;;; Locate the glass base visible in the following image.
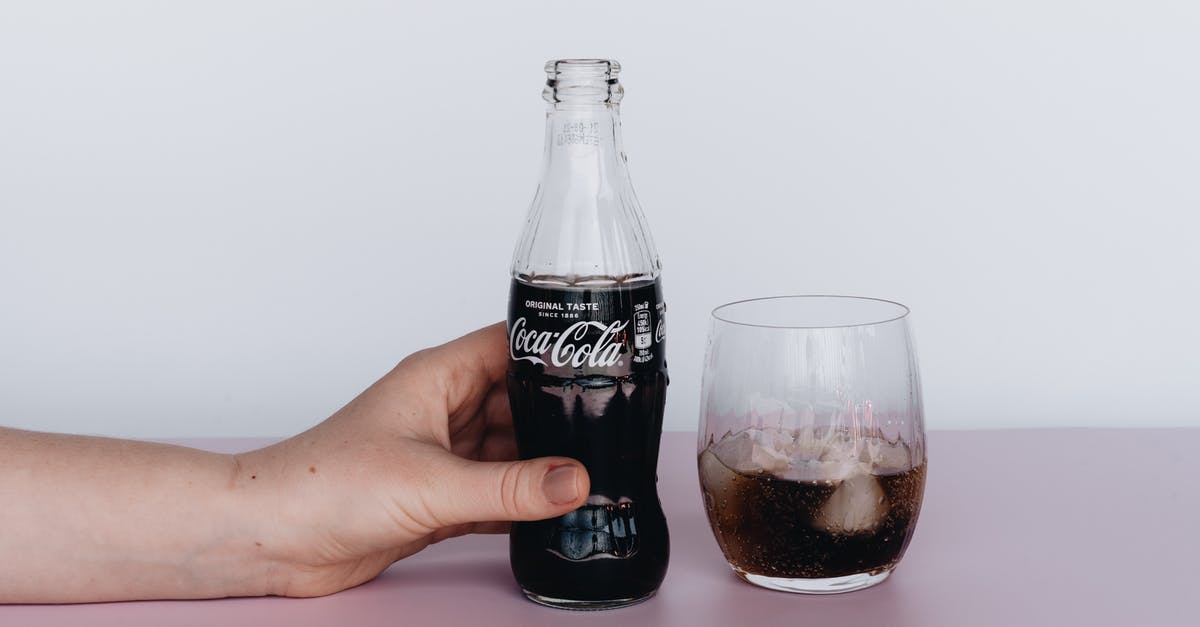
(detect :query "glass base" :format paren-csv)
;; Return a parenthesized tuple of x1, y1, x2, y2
(734, 568, 892, 594)
(522, 589, 656, 611)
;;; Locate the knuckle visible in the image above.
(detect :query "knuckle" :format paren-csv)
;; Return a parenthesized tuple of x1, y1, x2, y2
(497, 463, 534, 519)
(397, 347, 433, 371)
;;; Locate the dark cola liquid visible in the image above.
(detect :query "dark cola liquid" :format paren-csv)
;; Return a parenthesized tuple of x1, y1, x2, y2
(699, 435, 925, 580)
(507, 278, 669, 607)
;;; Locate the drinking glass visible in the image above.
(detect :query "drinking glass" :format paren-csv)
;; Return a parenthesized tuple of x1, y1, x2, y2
(697, 295, 927, 594)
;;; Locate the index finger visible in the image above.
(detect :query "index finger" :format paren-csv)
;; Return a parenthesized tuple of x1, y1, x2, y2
(410, 321, 510, 416)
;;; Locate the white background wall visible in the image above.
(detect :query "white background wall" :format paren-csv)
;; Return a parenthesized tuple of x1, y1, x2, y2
(1, 1, 1196, 438)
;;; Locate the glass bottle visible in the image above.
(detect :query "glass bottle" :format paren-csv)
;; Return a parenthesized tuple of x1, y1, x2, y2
(506, 59, 669, 610)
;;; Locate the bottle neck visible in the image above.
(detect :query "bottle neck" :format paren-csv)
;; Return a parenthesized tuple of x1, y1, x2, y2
(539, 103, 629, 191)
(511, 60, 659, 286)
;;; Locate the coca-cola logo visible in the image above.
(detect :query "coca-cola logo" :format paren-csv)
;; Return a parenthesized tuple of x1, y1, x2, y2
(509, 317, 629, 368)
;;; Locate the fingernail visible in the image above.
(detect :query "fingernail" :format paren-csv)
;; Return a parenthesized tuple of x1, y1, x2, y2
(542, 465, 581, 505)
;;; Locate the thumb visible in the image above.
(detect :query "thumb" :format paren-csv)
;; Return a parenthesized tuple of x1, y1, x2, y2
(426, 457, 590, 527)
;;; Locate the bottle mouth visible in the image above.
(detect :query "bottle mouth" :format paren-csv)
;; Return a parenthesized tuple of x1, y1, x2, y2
(544, 58, 623, 104)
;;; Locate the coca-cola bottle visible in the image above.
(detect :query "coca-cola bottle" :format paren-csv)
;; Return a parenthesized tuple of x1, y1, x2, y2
(506, 59, 669, 610)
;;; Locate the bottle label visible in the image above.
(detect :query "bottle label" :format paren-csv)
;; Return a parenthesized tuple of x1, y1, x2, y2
(507, 279, 668, 565)
(508, 280, 665, 378)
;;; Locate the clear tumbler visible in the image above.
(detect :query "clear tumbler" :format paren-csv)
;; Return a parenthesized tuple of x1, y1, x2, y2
(697, 296, 927, 594)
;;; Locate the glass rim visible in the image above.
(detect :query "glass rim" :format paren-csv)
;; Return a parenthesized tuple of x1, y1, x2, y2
(710, 294, 911, 330)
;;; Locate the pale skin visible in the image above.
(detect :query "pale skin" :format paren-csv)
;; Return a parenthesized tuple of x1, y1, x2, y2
(0, 322, 590, 603)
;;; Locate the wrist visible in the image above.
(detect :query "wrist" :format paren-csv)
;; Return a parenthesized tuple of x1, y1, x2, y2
(217, 451, 293, 597)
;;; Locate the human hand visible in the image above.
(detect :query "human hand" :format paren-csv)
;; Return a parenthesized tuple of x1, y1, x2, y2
(236, 322, 589, 597)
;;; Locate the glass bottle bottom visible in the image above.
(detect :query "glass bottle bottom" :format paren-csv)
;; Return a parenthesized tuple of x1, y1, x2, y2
(734, 567, 892, 594)
(522, 589, 657, 611)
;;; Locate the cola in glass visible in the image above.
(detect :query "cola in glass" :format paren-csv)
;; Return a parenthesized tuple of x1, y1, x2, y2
(506, 59, 669, 610)
(699, 426, 926, 581)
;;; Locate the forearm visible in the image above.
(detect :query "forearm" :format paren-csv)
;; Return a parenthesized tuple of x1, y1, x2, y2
(0, 427, 277, 603)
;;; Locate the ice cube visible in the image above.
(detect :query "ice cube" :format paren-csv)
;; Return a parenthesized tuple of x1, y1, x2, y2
(783, 458, 861, 483)
(860, 438, 914, 472)
(712, 428, 792, 475)
(699, 448, 744, 531)
(783, 431, 867, 482)
(815, 470, 888, 534)
(699, 448, 735, 489)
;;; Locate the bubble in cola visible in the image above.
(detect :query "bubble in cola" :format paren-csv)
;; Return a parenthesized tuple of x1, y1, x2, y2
(506, 59, 669, 610)
(698, 426, 926, 580)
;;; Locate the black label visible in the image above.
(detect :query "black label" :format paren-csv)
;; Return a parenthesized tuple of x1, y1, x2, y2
(507, 279, 666, 378)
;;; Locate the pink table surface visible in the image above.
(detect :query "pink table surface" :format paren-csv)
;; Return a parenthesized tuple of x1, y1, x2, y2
(3, 429, 1196, 626)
